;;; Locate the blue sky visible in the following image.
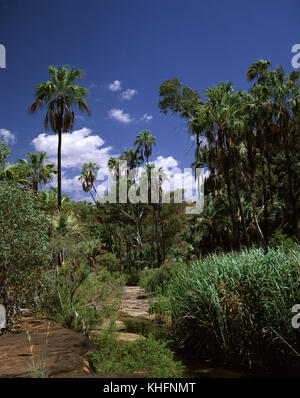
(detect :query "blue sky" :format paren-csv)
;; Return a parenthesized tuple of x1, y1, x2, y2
(0, 0, 299, 200)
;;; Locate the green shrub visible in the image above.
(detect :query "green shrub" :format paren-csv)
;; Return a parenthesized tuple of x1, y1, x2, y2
(126, 269, 140, 286)
(270, 230, 298, 251)
(0, 182, 51, 321)
(95, 252, 122, 273)
(139, 261, 182, 293)
(164, 247, 300, 372)
(87, 324, 185, 377)
(42, 262, 123, 332)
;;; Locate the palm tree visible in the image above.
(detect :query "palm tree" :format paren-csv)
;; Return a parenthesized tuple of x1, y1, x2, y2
(266, 66, 300, 234)
(134, 130, 156, 164)
(30, 65, 91, 211)
(0, 163, 30, 186)
(79, 162, 99, 204)
(120, 147, 142, 178)
(18, 151, 57, 193)
(193, 82, 243, 249)
(158, 78, 202, 198)
(108, 157, 120, 182)
(246, 59, 271, 84)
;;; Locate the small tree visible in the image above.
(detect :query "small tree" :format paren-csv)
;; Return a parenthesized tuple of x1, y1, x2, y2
(0, 182, 51, 327)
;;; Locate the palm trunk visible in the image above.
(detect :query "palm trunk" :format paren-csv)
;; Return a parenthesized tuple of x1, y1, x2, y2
(284, 146, 297, 235)
(154, 207, 161, 267)
(260, 151, 269, 251)
(33, 179, 38, 194)
(57, 129, 62, 212)
(224, 165, 240, 250)
(266, 147, 273, 205)
(232, 168, 248, 247)
(159, 206, 166, 261)
(196, 133, 200, 199)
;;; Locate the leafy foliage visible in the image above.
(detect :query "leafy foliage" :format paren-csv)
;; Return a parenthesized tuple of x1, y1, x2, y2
(0, 182, 51, 314)
(42, 262, 123, 333)
(88, 324, 184, 377)
(160, 247, 300, 373)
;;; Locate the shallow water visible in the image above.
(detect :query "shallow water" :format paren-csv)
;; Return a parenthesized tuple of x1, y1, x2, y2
(117, 312, 248, 378)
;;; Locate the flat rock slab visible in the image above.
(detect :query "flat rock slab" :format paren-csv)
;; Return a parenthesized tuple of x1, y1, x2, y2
(117, 332, 140, 342)
(119, 286, 151, 319)
(0, 317, 98, 378)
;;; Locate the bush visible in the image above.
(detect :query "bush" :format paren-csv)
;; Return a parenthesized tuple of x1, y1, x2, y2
(42, 262, 124, 333)
(87, 324, 185, 377)
(95, 252, 122, 273)
(125, 269, 140, 286)
(139, 261, 182, 293)
(270, 230, 298, 251)
(0, 182, 51, 324)
(163, 247, 300, 373)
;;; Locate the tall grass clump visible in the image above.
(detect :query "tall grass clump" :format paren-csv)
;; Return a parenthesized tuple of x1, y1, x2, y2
(166, 246, 300, 373)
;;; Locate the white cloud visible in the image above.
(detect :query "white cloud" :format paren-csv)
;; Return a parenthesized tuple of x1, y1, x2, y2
(32, 128, 114, 170)
(108, 80, 122, 92)
(108, 108, 134, 124)
(121, 88, 138, 100)
(0, 129, 16, 144)
(151, 155, 209, 201)
(33, 129, 208, 204)
(153, 156, 178, 170)
(140, 113, 153, 122)
(34, 128, 118, 201)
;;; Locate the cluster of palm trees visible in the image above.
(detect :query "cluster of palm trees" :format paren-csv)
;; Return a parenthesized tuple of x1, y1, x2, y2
(159, 60, 300, 251)
(105, 130, 156, 181)
(77, 130, 176, 269)
(2, 59, 297, 263)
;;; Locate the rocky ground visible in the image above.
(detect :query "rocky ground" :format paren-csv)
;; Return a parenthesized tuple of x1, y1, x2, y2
(119, 286, 151, 319)
(0, 286, 151, 378)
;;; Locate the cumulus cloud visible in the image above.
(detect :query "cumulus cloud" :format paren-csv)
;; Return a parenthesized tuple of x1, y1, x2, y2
(153, 155, 178, 170)
(32, 128, 114, 170)
(32, 129, 207, 204)
(121, 88, 138, 100)
(108, 80, 122, 92)
(0, 129, 16, 144)
(151, 155, 209, 201)
(140, 113, 153, 122)
(108, 108, 134, 124)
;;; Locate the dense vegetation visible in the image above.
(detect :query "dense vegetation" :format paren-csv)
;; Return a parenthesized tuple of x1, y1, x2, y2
(0, 60, 299, 376)
(88, 324, 184, 377)
(149, 247, 300, 375)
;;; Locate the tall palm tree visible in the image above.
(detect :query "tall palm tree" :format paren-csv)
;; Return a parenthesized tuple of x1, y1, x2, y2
(134, 130, 156, 164)
(120, 147, 142, 178)
(193, 82, 243, 249)
(30, 65, 91, 211)
(108, 157, 120, 182)
(79, 162, 99, 204)
(158, 78, 202, 198)
(266, 66, 300, 234)
(18, 151, 57, 193)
